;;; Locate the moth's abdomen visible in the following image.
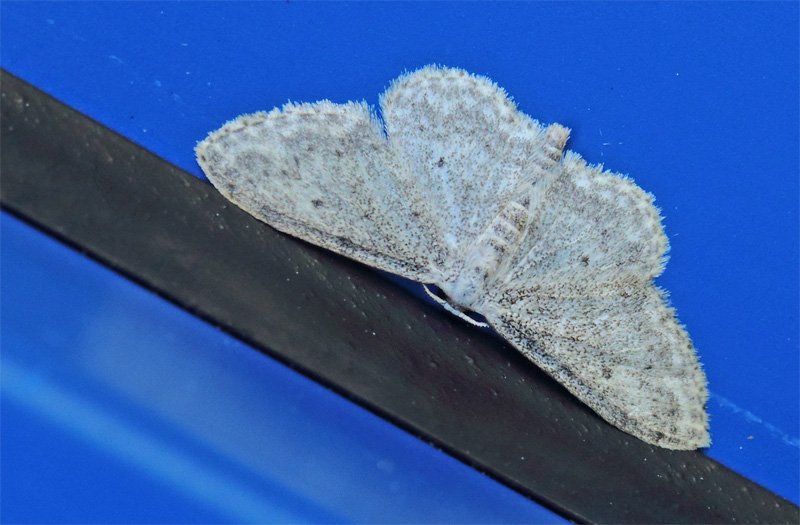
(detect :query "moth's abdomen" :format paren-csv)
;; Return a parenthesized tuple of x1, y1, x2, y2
(485, 200, 529, 250)
(540, 124, 570, 166)
(443, 197, 530, 309)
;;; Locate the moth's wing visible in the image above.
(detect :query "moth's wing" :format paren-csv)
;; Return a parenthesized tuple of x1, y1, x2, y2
(484, 285, 709, 450)
(479, 153, 708, 449)
(196, 101, 438, 281)
(379, 65, 569, 277)
(497, 151, 669, 289)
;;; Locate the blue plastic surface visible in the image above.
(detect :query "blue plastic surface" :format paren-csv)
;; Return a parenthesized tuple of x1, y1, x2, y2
(2, 0, 798, 511)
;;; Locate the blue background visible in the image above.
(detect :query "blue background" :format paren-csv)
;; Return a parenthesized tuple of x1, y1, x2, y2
(2, 1, 798, 521)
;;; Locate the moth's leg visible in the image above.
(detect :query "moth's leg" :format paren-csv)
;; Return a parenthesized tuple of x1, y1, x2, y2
(423, 285, 490, 327)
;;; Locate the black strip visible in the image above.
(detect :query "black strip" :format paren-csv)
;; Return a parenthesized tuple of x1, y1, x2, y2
(2, 70, 797, 524)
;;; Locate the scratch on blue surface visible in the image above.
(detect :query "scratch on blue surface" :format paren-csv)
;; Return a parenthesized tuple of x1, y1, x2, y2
(710, 392, 800, 449)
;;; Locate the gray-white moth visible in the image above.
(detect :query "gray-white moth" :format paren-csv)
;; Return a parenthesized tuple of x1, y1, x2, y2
(196, 65, 709, 450)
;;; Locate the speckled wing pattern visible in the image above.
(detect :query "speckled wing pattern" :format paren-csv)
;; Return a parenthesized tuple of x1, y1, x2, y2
(380, 67, 567, 273)
(196, 101, 436, 281)
(196, 65, 709, 450)
(480, 153, 708, 449)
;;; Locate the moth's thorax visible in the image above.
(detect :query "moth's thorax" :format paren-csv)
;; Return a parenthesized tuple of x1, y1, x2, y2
(441, 197, 530, 309)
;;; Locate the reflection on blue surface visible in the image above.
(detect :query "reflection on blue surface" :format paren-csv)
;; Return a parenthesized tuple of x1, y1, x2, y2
(0, 213, 564, 523)
(1, 0, 798, 510)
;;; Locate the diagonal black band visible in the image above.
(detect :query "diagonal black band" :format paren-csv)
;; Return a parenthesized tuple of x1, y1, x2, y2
(2, 69, 797, 524)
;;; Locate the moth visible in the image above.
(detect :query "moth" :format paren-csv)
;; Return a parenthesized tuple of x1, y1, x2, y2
(196, 65, 709, 449)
